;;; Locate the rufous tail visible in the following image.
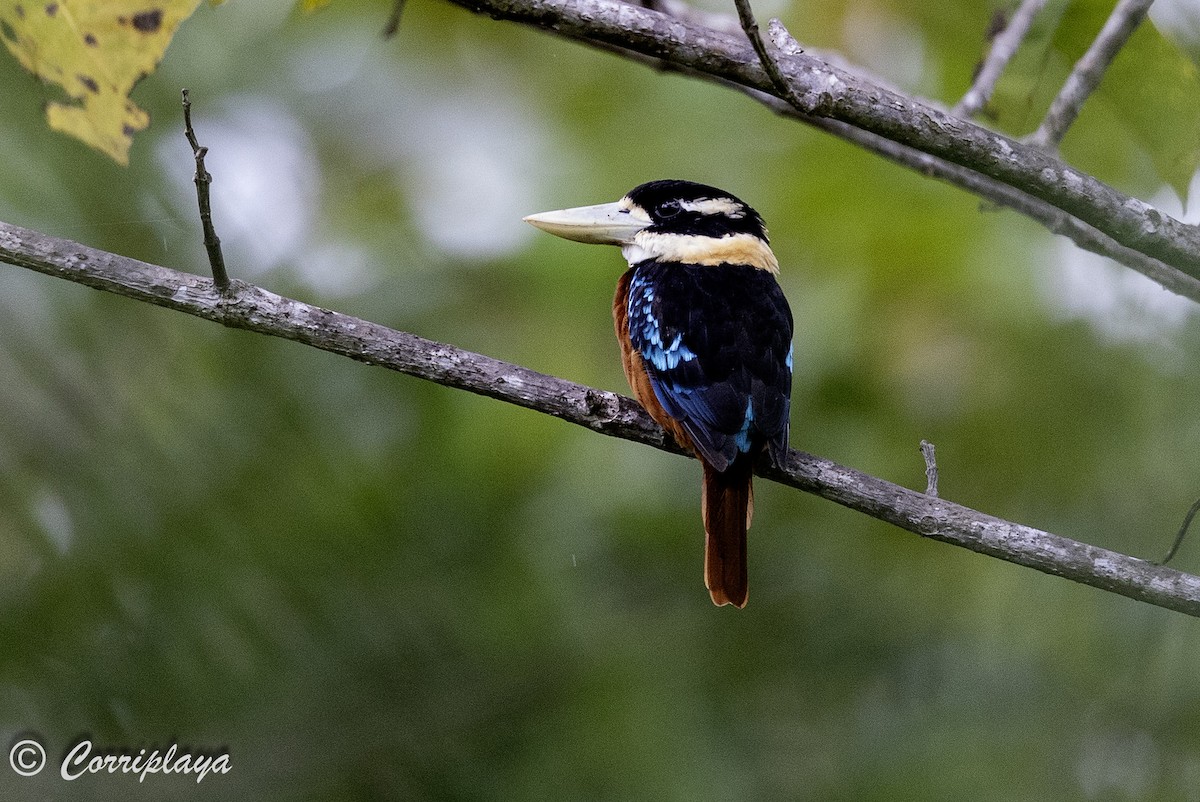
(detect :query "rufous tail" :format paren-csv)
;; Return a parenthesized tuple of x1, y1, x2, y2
(701, 458, 754, 608)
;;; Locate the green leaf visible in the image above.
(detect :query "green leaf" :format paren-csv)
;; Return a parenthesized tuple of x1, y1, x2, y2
(990, 0, 1200, 203)
(1084, 10, 1200, 202)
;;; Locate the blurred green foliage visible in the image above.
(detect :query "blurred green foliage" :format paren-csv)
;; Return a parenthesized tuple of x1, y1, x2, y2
(2, 0, 1200, 799)
(986, 0, 1200, 200)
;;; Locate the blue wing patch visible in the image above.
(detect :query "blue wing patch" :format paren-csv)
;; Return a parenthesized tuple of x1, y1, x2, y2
(629, 275, 698, 371)
(626, 267, 791, 471)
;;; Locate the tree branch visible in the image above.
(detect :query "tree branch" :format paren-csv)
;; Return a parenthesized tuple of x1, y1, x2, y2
(1029, 0, 1155, 149)
(754, 20, 1200, 304)
(772, 107, 1200, 303)
(443, 0, 1200, 286)
(580, 14, 1200, 303)
(954, 0, 1051, 119)
(3, 220, 1199, 617)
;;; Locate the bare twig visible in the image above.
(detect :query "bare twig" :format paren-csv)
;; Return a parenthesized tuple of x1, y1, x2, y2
(1029, 0, 1154, 149)
(954, 0, 1051, 118)
(444, 0, 1200, 284)
(383, 0, 407, 37)
(1161, 496, 1200, 565)
(3, 220, 1200, 617)
(920, 440, 939, 497)
(181, 89, 230, 292)
(731, 0, 803, 109)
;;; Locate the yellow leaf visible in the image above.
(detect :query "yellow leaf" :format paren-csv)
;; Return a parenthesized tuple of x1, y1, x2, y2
(0, 0, 205, 165)
(301, 0, 331, 11)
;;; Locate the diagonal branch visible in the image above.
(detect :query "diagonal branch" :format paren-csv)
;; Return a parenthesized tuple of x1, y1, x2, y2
(1029, 0, 1155, 149)
(954, 0, 1052, 119)
(581, 14, 1200, 303)
(443, 0, 1200, 285)
(3, 220, 1200, 616)
(743, 74, 1200, 303)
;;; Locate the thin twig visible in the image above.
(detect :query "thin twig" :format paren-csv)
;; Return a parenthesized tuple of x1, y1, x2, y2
(3, 220, 1200, 617)
(920, 440, 939, 497)
(1029, 0, 1154, 149)
(954, 0, 1051, 118)
(181, 89, 230, 292)
(1160, 496, 1200, 565)
(383, 0, 407, 37)
(731, 0, 805, 110)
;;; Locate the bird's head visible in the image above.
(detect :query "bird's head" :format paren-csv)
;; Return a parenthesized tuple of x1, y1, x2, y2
(524, 179, 778, 273)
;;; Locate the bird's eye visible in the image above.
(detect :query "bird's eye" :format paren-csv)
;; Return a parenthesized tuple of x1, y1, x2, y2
(659, 200, 682, 218)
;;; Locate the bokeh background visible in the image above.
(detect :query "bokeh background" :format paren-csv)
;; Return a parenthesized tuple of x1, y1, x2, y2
(3, 0, 1200, 798)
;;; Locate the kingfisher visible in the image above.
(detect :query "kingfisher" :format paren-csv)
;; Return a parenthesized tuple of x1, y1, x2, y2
(524, 179, 794, 608)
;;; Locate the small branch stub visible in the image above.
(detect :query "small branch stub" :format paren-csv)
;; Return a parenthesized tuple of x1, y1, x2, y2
(920, 439, 939, 497)
(182, 89, 230, 292)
